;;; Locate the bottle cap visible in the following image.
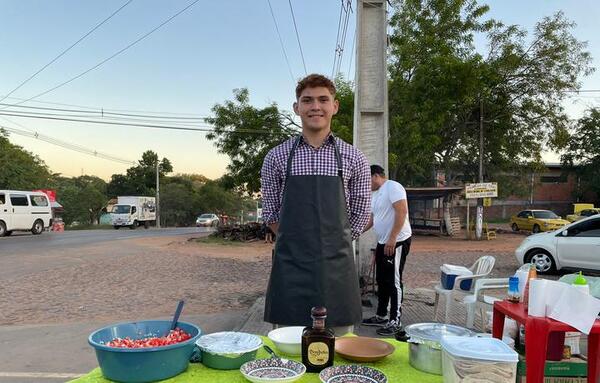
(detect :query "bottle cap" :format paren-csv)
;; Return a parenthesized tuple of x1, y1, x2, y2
(573, 271, 588, 286)
(311, 306, 327, 318)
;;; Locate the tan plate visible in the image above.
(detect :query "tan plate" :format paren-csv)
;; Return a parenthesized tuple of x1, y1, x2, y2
(335, 337, 395, 362)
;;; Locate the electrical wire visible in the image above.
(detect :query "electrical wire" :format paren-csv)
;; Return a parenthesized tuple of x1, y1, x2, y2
(335, 3, 351, 77)
(332, 2, 345, 78)
(287, 0, 307, 75)
(266, 0, 296, 85)
(0, 124, 135, 165)
(1, 0, 201, 110)
(0, 111, 297, 135)
(0, 103, 207, 121)
(0, 0, 134, 104)
(347, 23, 357, 81)
(0, 95, 207, 117)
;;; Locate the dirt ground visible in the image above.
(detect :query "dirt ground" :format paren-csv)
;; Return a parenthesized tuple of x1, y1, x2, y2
(0, 233, 524, 326)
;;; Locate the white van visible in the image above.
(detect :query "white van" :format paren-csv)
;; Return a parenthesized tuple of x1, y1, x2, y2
(0, 190, 52, 237)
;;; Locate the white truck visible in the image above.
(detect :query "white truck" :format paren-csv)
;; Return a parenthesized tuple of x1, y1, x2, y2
(111, 196, 156, 229)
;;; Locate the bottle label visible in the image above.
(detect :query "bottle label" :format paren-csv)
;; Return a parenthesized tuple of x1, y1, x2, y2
(308, 342, 329, 365)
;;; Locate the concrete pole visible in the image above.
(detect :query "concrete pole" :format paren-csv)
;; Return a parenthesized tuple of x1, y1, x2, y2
(475, 98, 483, 240)
(353, 0, 389, 277)
(156, 161, 161, 229)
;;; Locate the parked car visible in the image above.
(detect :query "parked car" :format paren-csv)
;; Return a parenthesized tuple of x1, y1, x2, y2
(510, 209, 570, 233)
(196, 214, 220, 227)
(515, 215, 600, 274)
(566, 208, 600, 222)
(0, 190, 52, 236)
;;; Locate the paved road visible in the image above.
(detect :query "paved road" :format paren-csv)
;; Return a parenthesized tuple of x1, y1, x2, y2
(0, 227, 208, 255)
(0, 227, 223, 383)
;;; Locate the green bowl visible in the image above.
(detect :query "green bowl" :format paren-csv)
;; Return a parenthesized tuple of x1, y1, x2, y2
(196, 331, 262, 370)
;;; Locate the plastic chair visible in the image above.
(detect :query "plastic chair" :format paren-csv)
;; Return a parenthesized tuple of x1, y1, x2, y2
(463, 277, 509, 331)
(433, 255, 496, 324)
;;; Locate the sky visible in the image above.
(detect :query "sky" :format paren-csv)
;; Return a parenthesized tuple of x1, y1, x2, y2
(1, 0, 599, 181)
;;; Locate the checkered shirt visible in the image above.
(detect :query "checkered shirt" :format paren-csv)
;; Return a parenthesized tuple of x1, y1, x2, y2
(261, 134, 371, 240)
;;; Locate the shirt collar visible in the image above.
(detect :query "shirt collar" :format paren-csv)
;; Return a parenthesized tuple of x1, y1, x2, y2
(299, 131, 335, 148)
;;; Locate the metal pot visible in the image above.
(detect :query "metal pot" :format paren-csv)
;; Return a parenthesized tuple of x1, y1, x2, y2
(405, 323, 474, 375)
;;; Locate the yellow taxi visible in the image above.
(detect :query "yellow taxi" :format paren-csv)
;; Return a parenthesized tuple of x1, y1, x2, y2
(510, 209, 570, 233)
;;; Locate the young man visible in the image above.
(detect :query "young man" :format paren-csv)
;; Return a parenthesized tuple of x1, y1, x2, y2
(362, 165, 412, 336)
(261, 74, 371, 334)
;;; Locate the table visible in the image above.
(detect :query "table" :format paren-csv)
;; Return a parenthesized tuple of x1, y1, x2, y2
(493, 300, 600, 383)
(70, 336, 442, 383)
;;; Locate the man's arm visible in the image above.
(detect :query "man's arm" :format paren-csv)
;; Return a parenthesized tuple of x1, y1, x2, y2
(384, 199, 408, 256)
(348, 152, 371, 240)
(261, 151, 283, 234)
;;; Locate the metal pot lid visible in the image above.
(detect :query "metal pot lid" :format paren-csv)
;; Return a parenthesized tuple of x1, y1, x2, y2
(196, 331, 262, 354)
(405, 323, 474, 344)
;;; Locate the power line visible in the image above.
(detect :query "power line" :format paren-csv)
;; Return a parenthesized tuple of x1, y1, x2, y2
(1, 0, 201, 110)
(0, 111, 296, 135)
(332, 2, 345, 78)
(287, 0, 307, 75)
(0, 0, 134, 104)
(347, 23, 357, 81)
(0, 103, 207, 121)
(0, 95, 207, 117)
(0, 124, 135, 165)
(266, 0, 296, 85)
(335, 1, 352, 78)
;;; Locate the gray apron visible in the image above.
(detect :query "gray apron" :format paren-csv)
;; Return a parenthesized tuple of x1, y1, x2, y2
(263, 136, 362, 327)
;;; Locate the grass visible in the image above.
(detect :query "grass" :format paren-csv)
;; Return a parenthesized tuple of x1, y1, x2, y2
(193, 235, 246, 246)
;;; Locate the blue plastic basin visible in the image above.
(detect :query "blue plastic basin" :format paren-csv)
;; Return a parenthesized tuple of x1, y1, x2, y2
(88, 320, 202, 383)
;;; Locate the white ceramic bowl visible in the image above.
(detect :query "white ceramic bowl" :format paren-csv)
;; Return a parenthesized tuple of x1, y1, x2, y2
(267, 326, 304, 356)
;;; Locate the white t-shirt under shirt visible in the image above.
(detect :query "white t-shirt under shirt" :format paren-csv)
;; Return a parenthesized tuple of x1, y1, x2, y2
(372, 180, 412, 244)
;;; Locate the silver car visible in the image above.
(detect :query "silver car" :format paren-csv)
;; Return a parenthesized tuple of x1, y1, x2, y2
(196, 214, 220, 227)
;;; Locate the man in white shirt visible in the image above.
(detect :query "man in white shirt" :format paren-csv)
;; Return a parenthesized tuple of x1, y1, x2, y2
(361, 165, 412, 336)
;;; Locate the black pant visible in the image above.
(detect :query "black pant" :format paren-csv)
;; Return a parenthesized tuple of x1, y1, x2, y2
(375, 236, 411, 322)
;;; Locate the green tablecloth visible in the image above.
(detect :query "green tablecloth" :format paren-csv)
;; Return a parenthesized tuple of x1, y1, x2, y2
(70, 336, 442, 383)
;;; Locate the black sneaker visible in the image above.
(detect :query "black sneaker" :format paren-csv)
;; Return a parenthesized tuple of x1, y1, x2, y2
(361, 315, 388, 327)
(376, 320, 402, 336)
(394, 329, 409, 342)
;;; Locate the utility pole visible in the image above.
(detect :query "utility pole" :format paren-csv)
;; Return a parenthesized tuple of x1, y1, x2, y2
(475, 98, 483, 240)
(156, 161, 161, 229)
(354, 0, 389, 276)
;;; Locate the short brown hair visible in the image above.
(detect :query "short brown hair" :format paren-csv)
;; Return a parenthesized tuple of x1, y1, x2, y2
(295, 74, 336, 99)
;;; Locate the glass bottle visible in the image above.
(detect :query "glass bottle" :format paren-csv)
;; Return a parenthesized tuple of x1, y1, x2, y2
(522, 264, 538, 309)
(301, 306, 335, 373)
(507, 276, 521, 303)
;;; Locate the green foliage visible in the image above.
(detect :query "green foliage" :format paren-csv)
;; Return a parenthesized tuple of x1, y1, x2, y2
(562, 108, 600, 200)
(331, 76, 354, 143)
(387, 0, 593, 188)
(106, 150, 172, 197)
(0, 129, 53, 189)
(204, 88, 297, 194)
(53, 175, 108, 225)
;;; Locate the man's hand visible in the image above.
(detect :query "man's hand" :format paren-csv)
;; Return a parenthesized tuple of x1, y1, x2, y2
(384, 238, 396, 257)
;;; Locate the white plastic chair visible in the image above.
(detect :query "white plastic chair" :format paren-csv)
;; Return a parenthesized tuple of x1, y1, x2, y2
(433, 255, 496, 324)
(463, 277, 509, 331)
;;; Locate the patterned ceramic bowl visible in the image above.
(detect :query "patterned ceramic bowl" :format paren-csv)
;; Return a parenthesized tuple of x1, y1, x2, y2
(319, 365, 387, 383)
(240, 358, 306, 383)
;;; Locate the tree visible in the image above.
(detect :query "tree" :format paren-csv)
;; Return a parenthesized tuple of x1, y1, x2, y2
(107, 151, 172, 197)
(0, 129, 53, 189)
(205, 88, 297, 194)
(331, 76, 355, 143)
(562, 108, 600, 200)
(53, 175, 108, 225)
(387, 0, 593, 195)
